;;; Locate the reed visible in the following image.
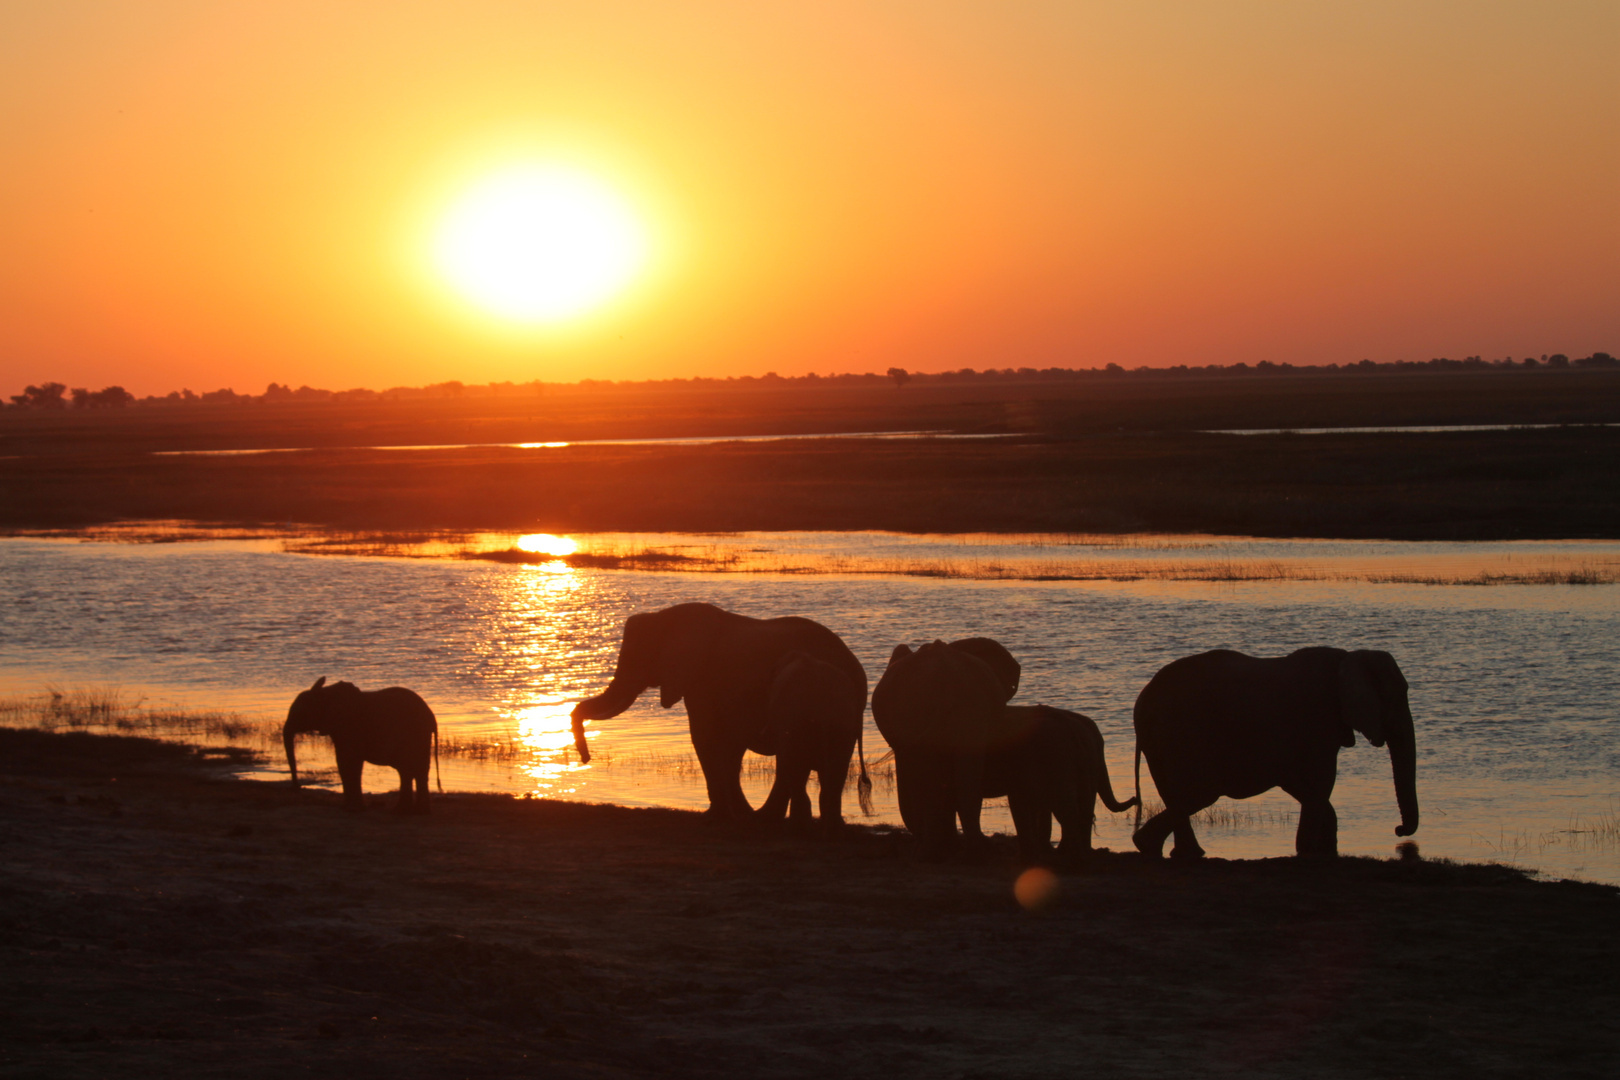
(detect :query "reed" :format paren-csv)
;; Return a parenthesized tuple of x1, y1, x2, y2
(1135, 798, 1296, 830)
(0, 686, 278, 748)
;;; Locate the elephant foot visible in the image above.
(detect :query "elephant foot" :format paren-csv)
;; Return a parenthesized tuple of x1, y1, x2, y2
(1169, 843, 1206, 860)
(1131, 831, 1164, 858)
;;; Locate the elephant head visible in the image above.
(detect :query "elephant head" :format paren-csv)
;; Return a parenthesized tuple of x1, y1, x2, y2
(1338, 649, 1419, 837)
(871, 637, 1023, 857)
(283, 676, 363, 787)
(569, 606, 717, 763)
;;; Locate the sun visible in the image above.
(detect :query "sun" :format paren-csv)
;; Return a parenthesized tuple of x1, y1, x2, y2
(433, 165, 648, 322)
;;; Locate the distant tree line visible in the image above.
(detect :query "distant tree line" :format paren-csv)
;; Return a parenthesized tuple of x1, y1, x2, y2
(4, 352, 1614, 410)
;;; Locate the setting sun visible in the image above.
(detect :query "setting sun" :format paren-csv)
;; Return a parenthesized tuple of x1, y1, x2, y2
(432, 166, 647, 323)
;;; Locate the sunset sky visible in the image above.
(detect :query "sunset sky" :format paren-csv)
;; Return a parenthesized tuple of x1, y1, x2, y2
(2, 1, 1615, 396)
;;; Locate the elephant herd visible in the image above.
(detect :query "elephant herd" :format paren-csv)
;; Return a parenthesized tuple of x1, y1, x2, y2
(286, 600, 1421, 864)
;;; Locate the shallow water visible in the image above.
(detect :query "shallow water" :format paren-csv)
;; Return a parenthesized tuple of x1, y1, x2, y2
(2, 533, 1616, 882)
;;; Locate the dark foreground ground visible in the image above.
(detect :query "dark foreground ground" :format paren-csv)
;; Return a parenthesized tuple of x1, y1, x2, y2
(3, 729, 1616, 1079)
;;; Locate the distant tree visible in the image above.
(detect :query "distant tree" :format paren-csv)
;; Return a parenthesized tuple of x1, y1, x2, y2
(9, 382, 68, 409)
(887, 366, 910, 388)
(70, 385, 134, 408)
(1574, 352, 1616, 368)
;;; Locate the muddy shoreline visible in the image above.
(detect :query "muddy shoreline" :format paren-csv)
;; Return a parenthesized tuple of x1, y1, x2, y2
(3, 728, 1616, 1079)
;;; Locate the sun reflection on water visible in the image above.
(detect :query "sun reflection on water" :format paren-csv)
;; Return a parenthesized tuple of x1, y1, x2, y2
(514, 700, 589, 795)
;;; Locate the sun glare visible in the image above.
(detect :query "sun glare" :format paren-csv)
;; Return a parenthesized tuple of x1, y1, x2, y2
(433, 166, 647, 322)
(516, 533, 579, 557)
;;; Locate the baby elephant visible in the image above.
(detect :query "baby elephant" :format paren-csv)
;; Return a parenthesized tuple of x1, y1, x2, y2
(284, 677, 440, 813)
(983, 705, 1138, 865)
(754, 651, 871, 830)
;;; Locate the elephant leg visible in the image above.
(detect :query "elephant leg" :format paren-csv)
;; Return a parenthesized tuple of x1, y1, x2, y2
(1052, 793, 1096, 865)
(814, 738, 852, 832)
(757, 754, 812, 825)
(692, 730, 750, 819)
(896, 749, 957, 861)
(391, 767, 414, 814)
(1132, 807, 1191, 858)
(1131, 808, 1170, 856)
(1286, 765, 1340, 856)
(1007, 793, 1054, 866)
(954, 753, 987, 845)
(1294, 798, 1339, 857)
(410, 768, 431, 814)
(1169, 812, 1207, 860)
(335, 747, 365, 811)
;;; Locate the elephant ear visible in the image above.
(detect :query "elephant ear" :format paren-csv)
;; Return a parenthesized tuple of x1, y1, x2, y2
(1338, 653, 1387, 747)
(310, 676, 327, 691)
(949, 637, 1021, 702)
(655, 614, 715, 710)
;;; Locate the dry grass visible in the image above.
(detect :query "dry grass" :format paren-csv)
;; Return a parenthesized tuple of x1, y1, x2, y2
(0, 685, 276, 746)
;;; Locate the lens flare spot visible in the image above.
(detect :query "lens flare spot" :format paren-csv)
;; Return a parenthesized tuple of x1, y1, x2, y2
(1014, 867, 1061, 912)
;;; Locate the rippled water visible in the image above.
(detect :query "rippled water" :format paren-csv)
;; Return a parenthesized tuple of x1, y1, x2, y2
(2, 533, 1617, 882)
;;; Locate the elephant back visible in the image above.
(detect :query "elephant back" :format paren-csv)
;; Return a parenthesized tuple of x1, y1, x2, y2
(873, 639, 1021, 755)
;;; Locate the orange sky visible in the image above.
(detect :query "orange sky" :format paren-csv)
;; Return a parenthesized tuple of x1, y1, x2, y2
(2, 1, 1616, 395)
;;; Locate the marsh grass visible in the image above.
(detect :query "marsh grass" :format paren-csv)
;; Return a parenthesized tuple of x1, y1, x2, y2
(1136, 798, 1297, 830)
(10, 522, 1617, 585)
(0, 686, 278, 753)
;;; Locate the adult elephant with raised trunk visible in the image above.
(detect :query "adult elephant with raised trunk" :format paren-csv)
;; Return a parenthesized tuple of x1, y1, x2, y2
(571, 603, 868, 824)
(1131, 647, 1419, 859)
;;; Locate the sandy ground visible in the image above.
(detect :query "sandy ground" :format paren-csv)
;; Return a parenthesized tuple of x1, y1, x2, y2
(3, 728, 1617, 1079)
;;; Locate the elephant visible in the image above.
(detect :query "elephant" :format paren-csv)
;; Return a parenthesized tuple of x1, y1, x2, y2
(284, 677, 440, 813)
(1130, 647, 1419, 859)
(754, 650, 874, 829)
(571, 602, 869, 824)
(870, 636, 1021, 859)
(983, 704, 1140, 865)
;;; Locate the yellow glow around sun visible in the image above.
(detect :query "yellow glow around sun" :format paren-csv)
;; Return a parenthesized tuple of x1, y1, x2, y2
(433, 166, 647, 322)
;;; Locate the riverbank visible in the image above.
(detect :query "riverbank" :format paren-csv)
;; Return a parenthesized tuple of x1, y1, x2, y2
(3, 728, 1615, 1079)
(4, 370, 1619, 540)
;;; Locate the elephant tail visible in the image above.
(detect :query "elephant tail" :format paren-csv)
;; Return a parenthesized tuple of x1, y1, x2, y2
(1133, 744, 1143, 831)
(856, 728, 874, 817)
(1096, 761, 1139, 814)
(433, 726, 443, 794)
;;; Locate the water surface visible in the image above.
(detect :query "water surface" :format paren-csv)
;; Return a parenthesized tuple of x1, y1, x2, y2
(2, 532, 1616, 882)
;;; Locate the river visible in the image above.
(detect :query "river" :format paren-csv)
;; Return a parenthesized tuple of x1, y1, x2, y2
(2, 531, 1616, 882)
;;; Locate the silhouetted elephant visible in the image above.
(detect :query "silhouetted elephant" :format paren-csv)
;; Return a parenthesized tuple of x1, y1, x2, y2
(984, 705, 1139, 865)
(871, 637, 1021, 859)
(754, 650, 873, 830)
(571, 602, 869, 824)
(1132, 648, 1419, 858)
(284, 677, 440, 813)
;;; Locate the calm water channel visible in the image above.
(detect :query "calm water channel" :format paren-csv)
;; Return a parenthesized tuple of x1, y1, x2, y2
(2, 533, 1617, 883)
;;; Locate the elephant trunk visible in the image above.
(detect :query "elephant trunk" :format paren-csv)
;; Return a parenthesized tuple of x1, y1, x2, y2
(284, 726, 301, 788)
(571, 679, 646, 764)
(1387, 704, 1419, 837)
(569, 710, 593, 764)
